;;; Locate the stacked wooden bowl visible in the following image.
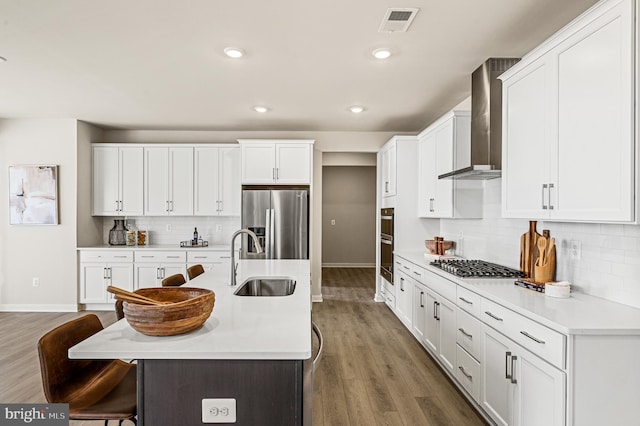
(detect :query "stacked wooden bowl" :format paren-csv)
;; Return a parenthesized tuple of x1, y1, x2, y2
(119, 287, 215, 336)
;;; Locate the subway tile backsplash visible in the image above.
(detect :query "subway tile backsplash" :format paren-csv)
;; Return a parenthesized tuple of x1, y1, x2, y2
(102, 216, 241, 246)
(440, 179, 640, 309)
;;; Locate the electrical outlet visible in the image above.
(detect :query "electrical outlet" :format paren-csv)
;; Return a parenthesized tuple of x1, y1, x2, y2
(202, 398, 236, 423)
(166, 224, 172, 232)
(569, 240, 582, 260)
(32, 277, 40, 287)
(331, 219, 336, 225)
(216, 224, 223, 232)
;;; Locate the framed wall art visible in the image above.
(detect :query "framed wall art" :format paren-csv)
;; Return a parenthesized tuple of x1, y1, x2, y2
(9, 165, 59, 225)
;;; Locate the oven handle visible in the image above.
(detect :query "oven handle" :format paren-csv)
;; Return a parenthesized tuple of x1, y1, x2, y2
(381, 215, 393, 220)
(380, 239, 392, 245)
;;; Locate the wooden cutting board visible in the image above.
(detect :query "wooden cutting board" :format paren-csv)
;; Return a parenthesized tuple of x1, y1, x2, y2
(520, 221, 541, 279)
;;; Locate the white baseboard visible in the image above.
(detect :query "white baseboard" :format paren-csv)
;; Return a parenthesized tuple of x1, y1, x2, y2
(322, 263, 375, 268)
(312, 294, 324, 303)
(374, 293, 385, 302)
(81, 304, 115, 312)
(0, 304, 79, 312)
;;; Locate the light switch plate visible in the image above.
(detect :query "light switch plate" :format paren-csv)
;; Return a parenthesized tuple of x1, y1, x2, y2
(202, 398, 236, 423)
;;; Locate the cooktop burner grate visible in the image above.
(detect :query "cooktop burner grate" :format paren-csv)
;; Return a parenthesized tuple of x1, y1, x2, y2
(430, 259, 525, 278)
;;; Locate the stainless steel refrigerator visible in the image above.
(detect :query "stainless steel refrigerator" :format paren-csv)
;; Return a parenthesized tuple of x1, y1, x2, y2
(241, 188, 309, 259)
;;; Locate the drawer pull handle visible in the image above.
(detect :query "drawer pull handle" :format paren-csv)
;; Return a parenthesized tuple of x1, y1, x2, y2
(413, 271, 421, 276)
(194, 256, 207, 259)
(403, 266, 410, 270)
(520, 331, 546, 344)
(485, 311, 503, 322)
(141, 256, 154, 258)
(396, 261, 401, 265)
(167, 256, 181, 259)
(458, 328, 472, 339)
(459, 297, 473, 305)
(114, 255, 128, 258)
(219, 256, 231, 259)
(458, 366, 473, 381)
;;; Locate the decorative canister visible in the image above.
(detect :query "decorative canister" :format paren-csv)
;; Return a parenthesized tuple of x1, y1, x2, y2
(108, 219, 127, 245)
(137, 229, 148, 246)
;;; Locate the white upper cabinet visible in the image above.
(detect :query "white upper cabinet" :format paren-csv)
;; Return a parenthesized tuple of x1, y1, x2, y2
(380, 139, 397, 197)
(144, 146, 194, 216)
(194, 146, 241, 216)
(418, 111, 482, 218)
(239, 140, 314, 185)
(92, 145, 144, 216)
(501, 0, 635, 222)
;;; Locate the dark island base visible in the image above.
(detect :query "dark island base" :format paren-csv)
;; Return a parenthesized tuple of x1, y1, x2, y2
(139, 359, 309, 426)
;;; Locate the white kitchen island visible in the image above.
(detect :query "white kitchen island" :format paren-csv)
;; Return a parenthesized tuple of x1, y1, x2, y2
(70, 259, 313, 426)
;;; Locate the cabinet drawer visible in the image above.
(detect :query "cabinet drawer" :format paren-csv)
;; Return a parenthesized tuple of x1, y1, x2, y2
(135, 251, 187, 263)
(423, 269, 456, 302)
(187, 251, 231, 263)
(481, 298, 565, 368)
(384, 291, 396, 309)
(456, 286, 482, 318)
(511, 314, 565, 369)
(80, 250, 133, 263)
(383, 276, 395, 297)
(456, 345, 481, 402)
(456, 308, 482, 360)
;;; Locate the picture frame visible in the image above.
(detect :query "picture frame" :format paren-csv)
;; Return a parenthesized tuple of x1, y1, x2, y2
(8, 165, 59, 225)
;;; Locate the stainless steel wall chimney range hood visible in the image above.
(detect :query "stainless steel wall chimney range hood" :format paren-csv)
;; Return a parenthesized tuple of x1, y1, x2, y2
(439, 58, 520, 180)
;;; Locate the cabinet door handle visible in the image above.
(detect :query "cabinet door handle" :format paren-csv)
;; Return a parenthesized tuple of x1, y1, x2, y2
(429, 198, 434, 212)
(400, 277, 404, 291)
(170, 200, 173, 212)
(520, 331, 546, 344)
(276, 168, 279, 180)
(458, 365, 473, 381)
(459, 297, 473, 305)
(119, 200, 123, 211)
(161, 267, 166, 279)
(166, 200, 170, 212)
(218, 200, 223, 212)
(107, 267, 112, 280)
(435, 301, 441, 321)
(433, 301, 438, 319)
(156, 268, 161, 280)
(505, 351, 512, 380)
(548, 183, 555, 210)
(103, 268, 108, 280)
(115, 200, 120, 212)
(458, 328, 472, 339)
(273, 168, 276, 180)
(385, 181, 389, 193)
(485, 311, 504, 322)
(510, 355, 518, 384)
(420, 291, 424, 308)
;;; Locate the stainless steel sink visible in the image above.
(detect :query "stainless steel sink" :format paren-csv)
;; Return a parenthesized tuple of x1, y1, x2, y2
(234, 277, 296, 296)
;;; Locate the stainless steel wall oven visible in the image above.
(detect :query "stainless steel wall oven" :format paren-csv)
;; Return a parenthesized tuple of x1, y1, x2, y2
(380, 208, 394, 283)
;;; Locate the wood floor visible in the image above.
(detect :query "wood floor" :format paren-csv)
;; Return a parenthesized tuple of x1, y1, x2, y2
(0, 268, 486, 426)
(313, 268, 486, 426)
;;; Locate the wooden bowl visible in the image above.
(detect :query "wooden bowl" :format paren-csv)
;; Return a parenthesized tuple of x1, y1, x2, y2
(425, 239, 454, 254)
(123, 287, 215, 336)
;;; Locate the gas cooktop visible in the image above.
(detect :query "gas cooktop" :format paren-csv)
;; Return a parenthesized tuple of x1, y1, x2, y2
(430, 259, 525, 278)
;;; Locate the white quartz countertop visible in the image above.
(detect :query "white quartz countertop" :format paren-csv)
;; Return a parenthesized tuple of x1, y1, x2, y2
(396, 251, 640, 335)
(77, 244, 232, 251)
(69, 259, 311, 360)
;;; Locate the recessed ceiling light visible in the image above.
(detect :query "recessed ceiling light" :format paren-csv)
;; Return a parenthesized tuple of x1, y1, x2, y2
(349, 106, 365, 114)
(224, 47, 245, 59)
(253, 106, 268, 113)
(372, 49, 391, 59)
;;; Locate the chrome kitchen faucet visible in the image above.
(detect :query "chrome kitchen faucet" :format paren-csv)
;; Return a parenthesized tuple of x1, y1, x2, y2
(230, 229, 263, 286)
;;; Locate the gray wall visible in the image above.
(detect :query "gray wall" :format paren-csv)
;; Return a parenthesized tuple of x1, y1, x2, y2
(322, 166, 376, 266)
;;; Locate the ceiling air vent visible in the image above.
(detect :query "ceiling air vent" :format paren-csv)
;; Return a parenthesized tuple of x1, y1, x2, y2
(378, 8, 419, 32)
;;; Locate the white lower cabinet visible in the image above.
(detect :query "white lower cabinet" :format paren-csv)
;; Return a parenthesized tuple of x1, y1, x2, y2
(134, 251, 187, 289)
(187, 251, 232, 282)
(394, 271, 413, 328)
(412, 280, 427, 341)
(424, 286, 456, 375)
(481, 325, 565, 426)
(79, 251, 134, 303)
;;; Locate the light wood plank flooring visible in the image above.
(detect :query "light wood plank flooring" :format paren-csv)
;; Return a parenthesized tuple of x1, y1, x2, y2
(313, 267, 487, 426)
(0, 268, 486, 425)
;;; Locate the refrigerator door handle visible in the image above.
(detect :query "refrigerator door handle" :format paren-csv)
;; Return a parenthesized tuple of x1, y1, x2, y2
(269, 208, 275, 258)
(265, 209, 271, 259)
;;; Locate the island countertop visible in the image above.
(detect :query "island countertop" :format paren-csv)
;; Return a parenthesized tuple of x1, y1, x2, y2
(69, 259, 311, 360)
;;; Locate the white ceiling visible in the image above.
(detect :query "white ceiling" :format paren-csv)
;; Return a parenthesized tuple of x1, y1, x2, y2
(0, 0, 599, 133)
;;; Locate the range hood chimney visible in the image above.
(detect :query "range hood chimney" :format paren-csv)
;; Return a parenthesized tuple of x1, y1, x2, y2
(439, 58, 520, 180)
